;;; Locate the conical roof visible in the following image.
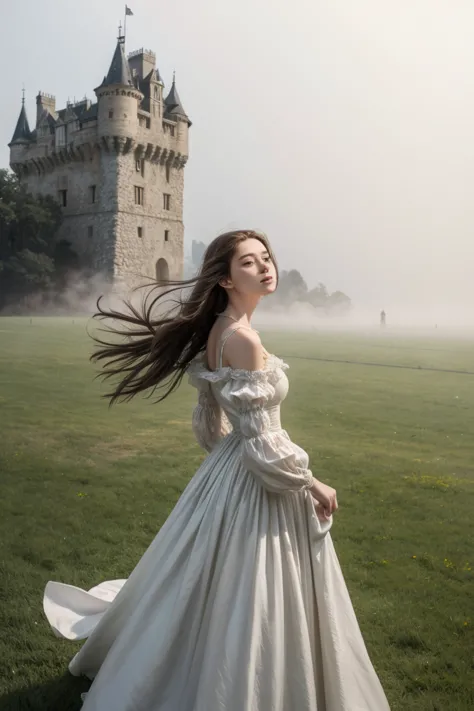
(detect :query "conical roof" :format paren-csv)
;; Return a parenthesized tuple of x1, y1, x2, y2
(103, 39, 133, 87)
(10, 101, 31, 145)
(164, 77, 190, 123)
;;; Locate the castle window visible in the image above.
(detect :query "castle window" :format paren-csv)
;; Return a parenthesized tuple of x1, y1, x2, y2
(59, 189, 68, 207)
(136, 159, 145, 177)
(134, 186, 145, 205)
(88, 226, 94, 238)
(163, 194, 171, 210)
(169, 125, 175, 137)
(89, 185, 96, 203)
(165, 164, 171, 183)
(55, 125, 66, 148)
(137, 226, 143, 238)
(146, 118, 151, 129)
(109, 110, 114, 119)
(164, 230, 170, 242)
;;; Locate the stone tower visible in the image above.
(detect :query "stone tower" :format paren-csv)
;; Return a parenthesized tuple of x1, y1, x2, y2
(8, 30, 191, 289)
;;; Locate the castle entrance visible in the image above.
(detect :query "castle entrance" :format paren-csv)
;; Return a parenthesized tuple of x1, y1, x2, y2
(155, 258, 169, 284)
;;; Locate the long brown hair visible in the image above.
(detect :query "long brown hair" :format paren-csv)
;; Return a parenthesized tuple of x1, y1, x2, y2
(90, 229, 278, 405)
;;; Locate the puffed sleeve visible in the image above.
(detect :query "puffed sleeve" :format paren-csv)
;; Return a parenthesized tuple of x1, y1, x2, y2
(188, 360, 231, 453)
(220, 372, 314, 494)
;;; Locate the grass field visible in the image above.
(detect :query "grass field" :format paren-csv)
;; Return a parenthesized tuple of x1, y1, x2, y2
(0, 317, 473, 711)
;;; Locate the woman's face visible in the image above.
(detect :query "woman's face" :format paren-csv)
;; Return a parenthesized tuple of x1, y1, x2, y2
(225, 237, 277, 297)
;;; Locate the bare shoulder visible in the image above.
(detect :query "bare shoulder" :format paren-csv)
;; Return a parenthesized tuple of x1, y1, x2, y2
(223, 328, 265, 371)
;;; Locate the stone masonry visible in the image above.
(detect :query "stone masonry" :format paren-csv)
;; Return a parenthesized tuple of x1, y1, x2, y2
(8, 33, 191, 289)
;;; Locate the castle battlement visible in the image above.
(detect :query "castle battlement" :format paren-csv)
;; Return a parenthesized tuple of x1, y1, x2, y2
(37, 91, 56, 100)
(128, 48, 155, 59)
(8, 32, 191, 289)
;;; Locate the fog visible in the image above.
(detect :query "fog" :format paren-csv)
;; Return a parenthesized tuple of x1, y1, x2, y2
(15, 273, 470, 339)
(2, 1, 474, 329)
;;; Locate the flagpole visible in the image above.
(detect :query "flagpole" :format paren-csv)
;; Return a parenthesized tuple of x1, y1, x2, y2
(124, 5, 127, 41)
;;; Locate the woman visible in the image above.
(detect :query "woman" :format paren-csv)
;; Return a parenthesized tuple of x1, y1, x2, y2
(44, 230, 391, 710)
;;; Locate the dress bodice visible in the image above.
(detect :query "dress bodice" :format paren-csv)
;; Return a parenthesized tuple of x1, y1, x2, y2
(188, 353, 313, 494)
(209, 355, 289, 434)
(187, 353, 290, 439)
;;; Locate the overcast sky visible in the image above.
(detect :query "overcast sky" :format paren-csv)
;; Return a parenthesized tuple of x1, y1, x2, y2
(2, 0, 474, 320)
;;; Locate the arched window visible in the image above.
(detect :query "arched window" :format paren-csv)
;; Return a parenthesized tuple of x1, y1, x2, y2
(155, 258, 169, 284)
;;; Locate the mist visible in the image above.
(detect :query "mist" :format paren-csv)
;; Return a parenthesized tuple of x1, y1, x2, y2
(2, 0, 474, 329)
(10, 270, 470, 342)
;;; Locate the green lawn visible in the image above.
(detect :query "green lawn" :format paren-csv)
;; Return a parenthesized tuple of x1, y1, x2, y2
(0, 317, 473, 710)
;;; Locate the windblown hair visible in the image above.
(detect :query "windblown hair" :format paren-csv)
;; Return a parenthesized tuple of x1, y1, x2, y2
(90, 229, 278, 405)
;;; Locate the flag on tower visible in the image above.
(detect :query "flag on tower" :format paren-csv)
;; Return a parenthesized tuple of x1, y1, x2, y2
(125, 5, 134, 15)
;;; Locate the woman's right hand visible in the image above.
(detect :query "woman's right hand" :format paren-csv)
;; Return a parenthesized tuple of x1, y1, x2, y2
(309, 478, 338, 520)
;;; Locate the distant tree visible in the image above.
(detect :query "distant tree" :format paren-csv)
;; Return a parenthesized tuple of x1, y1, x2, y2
(306, 282, 329, 308)
(325, 290, 352, 313)
(0, 169, 77, 311)
(263, 266, 352, 315)
(3, 249, 55, 291)
(274, 269, 308, 304)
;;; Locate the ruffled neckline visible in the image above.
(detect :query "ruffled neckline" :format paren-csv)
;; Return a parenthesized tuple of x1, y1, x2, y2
(188, 353, 289, 385)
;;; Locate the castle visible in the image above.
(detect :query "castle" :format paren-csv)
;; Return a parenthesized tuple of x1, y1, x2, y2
(8, 30, 191, 289)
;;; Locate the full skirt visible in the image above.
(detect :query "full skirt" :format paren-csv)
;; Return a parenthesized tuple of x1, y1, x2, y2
(44, 433, 390, 711)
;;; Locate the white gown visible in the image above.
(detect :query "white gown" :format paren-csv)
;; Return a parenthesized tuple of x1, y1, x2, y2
(43, 350, 391, 711)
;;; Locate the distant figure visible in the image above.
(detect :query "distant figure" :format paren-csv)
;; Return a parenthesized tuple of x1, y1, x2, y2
(380, 310, 386, 328)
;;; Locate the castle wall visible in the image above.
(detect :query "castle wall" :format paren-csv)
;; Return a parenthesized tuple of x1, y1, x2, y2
(18, 151, 117, 277)
(115, 153, 184, 286)
(14, 139, 187, 287)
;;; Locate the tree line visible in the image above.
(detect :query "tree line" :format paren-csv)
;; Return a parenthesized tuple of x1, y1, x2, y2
(267, 268, 351, 313)
(0, 169, 80, 312)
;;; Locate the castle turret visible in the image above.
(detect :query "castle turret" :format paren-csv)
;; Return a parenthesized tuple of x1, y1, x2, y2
(128, 48, 156, 84)
(164, 75, 189, 121)
(36, 92, 56, 127)
(148, 68, 163, 121)
(128, 50, 164, 121)
(95, 33, 143, 140)
(164, 74, 191, 156)
(9, 95, 32, 169)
